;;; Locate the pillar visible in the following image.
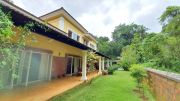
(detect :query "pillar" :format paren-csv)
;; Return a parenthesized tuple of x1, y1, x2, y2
(98, 56, 102, 74)
(107, 59, 110, 68)
(110, 60, 112, 66)
(102, 57, 105, 71)
(81, 51, 87, 80)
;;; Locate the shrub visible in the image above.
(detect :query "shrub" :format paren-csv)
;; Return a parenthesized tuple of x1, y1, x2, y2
(130, 64, 147, 88)
(107, 65, 119, 75)
(120, 46, 138, 71)
(107, 67, 114, 75)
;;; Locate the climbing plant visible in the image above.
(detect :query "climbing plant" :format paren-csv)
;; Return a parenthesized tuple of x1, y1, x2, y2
(0, 7, 36, 88)
(87, 51, 98, 71)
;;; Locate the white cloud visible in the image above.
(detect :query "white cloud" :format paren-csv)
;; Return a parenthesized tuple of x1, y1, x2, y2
(12, 0, 26, 9)
(12, 0, 180, 39)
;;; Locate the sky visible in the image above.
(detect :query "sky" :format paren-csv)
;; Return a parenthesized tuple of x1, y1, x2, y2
(12, 0, 180, 39)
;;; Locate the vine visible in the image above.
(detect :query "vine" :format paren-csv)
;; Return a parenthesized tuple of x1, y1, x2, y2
(0, 6, 48, 89)
(87, 51, 98, 71)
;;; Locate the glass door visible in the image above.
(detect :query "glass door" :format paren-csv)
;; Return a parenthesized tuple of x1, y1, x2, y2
(66, 56, 82, 76)
(28, 53, 41, 82)
(66, 56, 73, 75)
(19, 50, 51, 86)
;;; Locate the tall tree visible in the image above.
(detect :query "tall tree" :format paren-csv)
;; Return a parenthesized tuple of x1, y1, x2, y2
(160, 6, 180, 35)
(112, 23, 148, 45)
(96, 36, 110, 56)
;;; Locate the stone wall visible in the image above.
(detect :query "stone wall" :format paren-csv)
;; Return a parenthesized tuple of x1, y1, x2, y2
(146, 68, 180, 101)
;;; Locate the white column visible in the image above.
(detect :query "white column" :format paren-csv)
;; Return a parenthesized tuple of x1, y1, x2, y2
(49, 54, 53, 81)
(107, 59, 110, 68)
(102, 57, 105, 71)
(110, 60, 112, 66)
(81, 51, 87, 81)
(98, 56, 102, 74)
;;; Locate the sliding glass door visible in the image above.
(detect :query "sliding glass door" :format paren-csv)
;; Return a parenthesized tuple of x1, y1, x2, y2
(66, 56, 81, 76)
(0, 49, 52, 89)
(66, 56, 73, 75)
(28, 53, 41, 82)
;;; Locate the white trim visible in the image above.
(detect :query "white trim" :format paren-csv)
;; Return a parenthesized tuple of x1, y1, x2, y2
(25, 50, 32, 86)
(48, 54, 53, 81)
(18, 51, 26, 85)
(67, 28, 80, 41)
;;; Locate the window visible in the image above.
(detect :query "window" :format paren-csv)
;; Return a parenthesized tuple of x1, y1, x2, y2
(90, 43, 95, 49)
(83, 39, 89, 46)
(59, 17, 64, 30)
(68, 30, 80, 42)
(68, 30, 72, 38)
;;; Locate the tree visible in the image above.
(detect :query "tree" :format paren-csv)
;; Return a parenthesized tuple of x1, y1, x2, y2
(118, 6, 180, 73)
(112, 23, 148, 45)
(120, 45, 139, 71)
(96, 36, 111, 56)
(160, 6, 180, 35)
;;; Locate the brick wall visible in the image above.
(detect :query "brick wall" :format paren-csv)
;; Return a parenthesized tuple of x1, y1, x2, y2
(52, 56, 67, 78)
(146, 69, 180, 101)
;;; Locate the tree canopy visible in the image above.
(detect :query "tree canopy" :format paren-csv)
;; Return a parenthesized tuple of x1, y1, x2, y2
(119, 6, 180, 73)
(97, 23, 148, 59)
(160, 6, 180, 35)
(112, 23, 148, 45)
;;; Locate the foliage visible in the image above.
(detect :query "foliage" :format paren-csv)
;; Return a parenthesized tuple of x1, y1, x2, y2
(96, 24, 148, 59)
(130, 64, 147, 88)
(0, 7, 35, 88)
(107, 67, 114, 75)
(96, 36, 111, 56)
(160, 6, 180, 35)
(112, 23, 148, 44)
(87, 51, 98, 71)
(120, 45, 138, 71)
(119, 6, 180, 73)
(108, 65, 119, 75)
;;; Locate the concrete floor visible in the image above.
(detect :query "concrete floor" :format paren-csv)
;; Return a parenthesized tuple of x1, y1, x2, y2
(0, 71, 100, 101)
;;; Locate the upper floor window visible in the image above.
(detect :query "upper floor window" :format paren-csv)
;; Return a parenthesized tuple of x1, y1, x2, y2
(90, 43, 96, 50)
(59, 17, 64, 30)
(83, 39, 89, 46)
(68, 30, 80, 42)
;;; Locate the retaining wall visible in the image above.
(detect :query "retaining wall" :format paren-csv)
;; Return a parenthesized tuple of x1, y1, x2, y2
(146, 68, 180, 101)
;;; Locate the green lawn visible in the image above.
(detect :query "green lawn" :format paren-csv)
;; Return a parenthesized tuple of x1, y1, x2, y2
(50, 71, 153, 101)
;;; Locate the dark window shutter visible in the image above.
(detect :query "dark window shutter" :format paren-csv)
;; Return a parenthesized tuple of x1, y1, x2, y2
(68, 30, 72, 38)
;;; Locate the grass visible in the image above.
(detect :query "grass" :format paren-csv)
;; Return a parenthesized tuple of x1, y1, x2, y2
(50, 71, 154, 101)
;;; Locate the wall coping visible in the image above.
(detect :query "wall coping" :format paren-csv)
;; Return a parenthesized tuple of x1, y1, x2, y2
(146, 68, 180, 82)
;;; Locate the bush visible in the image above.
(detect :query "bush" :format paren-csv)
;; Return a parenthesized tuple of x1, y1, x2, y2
(107, 67, 114, 75)
(107, 65, 119, 75)
(130, 64, 147, 88)
(120, 45, 138, 71)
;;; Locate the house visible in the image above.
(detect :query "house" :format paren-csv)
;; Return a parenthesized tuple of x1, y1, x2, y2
(0, 0, 111, 89)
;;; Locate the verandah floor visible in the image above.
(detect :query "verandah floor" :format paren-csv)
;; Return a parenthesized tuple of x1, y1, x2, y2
(0, 71, 100, 101)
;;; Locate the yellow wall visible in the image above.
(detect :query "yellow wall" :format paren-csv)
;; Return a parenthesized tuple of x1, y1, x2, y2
(89, 41, 97, 50)
(47, 16, 84, 43)
(47, 15, 97, 46)
(48, 17, 61, 30)
(22, 31, 83, 57)
(64, 17, 84, 43)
